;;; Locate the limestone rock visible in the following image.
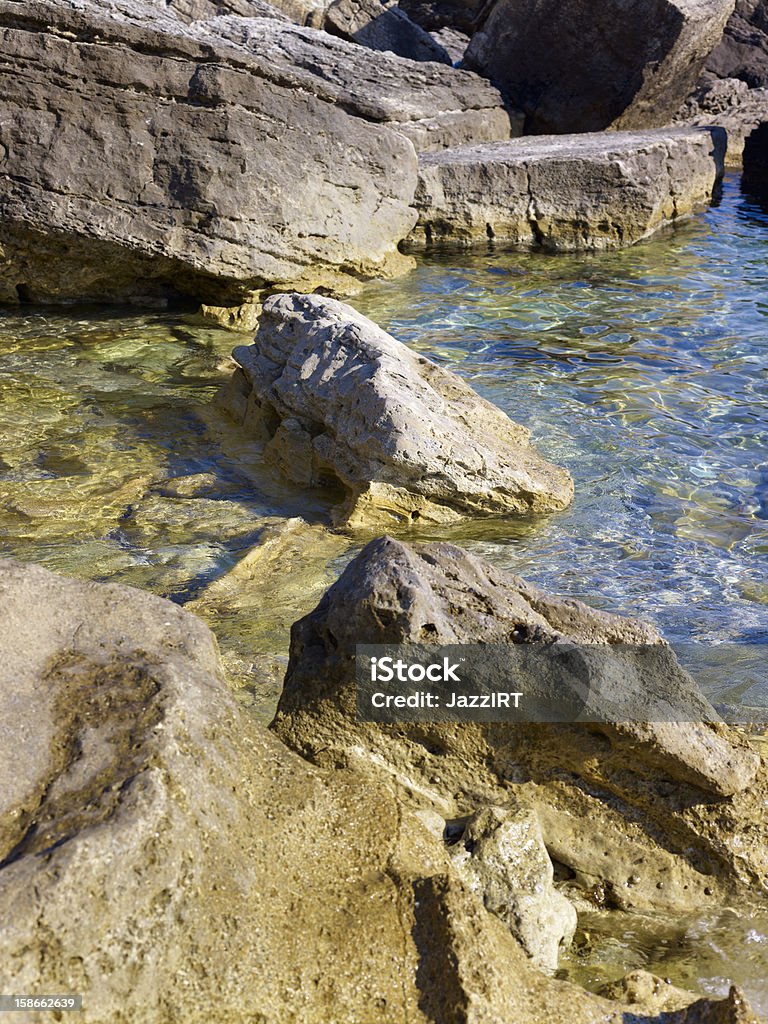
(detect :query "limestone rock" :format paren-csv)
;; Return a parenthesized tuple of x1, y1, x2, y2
(218, 293, 574, 526)
(0, 557, 758, 1024)
(399, 0, 487, 33)
(677, 83, 768, 165)
(409, 127, 727, 250)
(272, 536, 767, 915)
(324, 0, 453, 63)
(449, 806, 577, 972)
(0, 1, 508, 306)
(212, 15, 513, 151)
(707, 0, 768, 87)
(463, 0, 736, 134)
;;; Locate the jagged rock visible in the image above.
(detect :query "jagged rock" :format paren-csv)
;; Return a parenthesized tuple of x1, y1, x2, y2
(463, 0, 736, 134)
(324, 0, 452, 63)
(449, 806, 577, 971)
(409, 127, 727, 250)
(217, 293, 573, 526)
(599, 973, 760, 1022)
(0, 557, 759, 1024)
(272, 536, 767, 916)
(0, 1, 509, 307)
(707, 0, 768, 87)
(676, 85, 768, 165)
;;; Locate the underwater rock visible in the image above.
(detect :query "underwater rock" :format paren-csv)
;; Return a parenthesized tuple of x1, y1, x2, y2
(463, 0, 736, 134)
(272, 536, 766, 915)
(409, 127, 727, 249)
(449, 805, 577, 972)
(217, 293, 574, 526)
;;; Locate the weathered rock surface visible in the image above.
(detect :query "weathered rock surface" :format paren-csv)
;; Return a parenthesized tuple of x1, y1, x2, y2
(677, 79, 768, 165)
(463, 0, 736, 134)
(212, 14, 513, 151)
(410, 127, 727, 250)
(324, 0, 452, 63)
(399, 0, 487, 33)
(707, 0, 768, 87)
(449, 805, 577, 972)
(3, 558, 759, 1023)
(0, 1, 509, 307)
(272, 537, 767, 916)
(218, 293, 574, 526)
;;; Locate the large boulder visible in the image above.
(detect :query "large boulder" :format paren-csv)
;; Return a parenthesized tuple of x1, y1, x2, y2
(463, 0, 736, 134)
(409, 127, 726, 250)
(272, 537, 767, 916)
(324, 0, 453, 63)
(706, 0, 768, 87)
(0, 1, 509, 307)
(217, 293, 574, 526)
(2, 557, 760, 1023)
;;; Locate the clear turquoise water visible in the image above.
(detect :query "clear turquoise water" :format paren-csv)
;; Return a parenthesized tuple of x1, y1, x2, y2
(354, 176, 768, 657)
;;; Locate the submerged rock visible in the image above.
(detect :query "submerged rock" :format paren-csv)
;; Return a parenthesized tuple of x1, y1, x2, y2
(0, 0, 509, 306)
(409, 127, 727, 250)
(217, 293, 574, 526)
(463, 0, 735, 134)
(0, 557, 760, 1024)
(272, 536, 766, 915)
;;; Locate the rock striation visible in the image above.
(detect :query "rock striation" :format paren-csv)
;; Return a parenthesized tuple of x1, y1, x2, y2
(272, 536, 767, 916)
(0, 0, 509, 306)
(462, 0, 736, 134)
(324, 0, 453, 63)
(217, 293, 574, 526)
(2, 557, 761, 1023)
(409, 127, 727, 249)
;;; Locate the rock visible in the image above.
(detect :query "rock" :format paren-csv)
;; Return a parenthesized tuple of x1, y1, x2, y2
(217, 293, 574, 526)
(430, 25, 470, 62)
(186, 517, 353, 693)
(743, 119, 768, 194)
(675, 85, 768, 165)
(409, 127, 727, 250)
(271, 536, 767, 914)
(599, 973, 760, 1021)
(324, 0, 453, 63)
(449, 806, 577, 971)
(399, 0, 487, 33)
(1, 557, 759, 1024)
(463, 0, 736, 134)
(707, 0, 768, 87)
(0, 1, 509, 306)
(213, 15, 514, 151)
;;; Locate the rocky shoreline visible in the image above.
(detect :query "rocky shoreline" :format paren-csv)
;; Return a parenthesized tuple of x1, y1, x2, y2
(1, 0, 767, 1020)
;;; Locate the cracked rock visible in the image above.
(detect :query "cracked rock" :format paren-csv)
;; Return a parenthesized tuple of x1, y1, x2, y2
(409, 127, 727, 250)
(217, 292, 574, 526)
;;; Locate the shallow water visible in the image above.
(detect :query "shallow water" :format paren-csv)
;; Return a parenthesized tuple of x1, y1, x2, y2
(0, 173, 767, 1003)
